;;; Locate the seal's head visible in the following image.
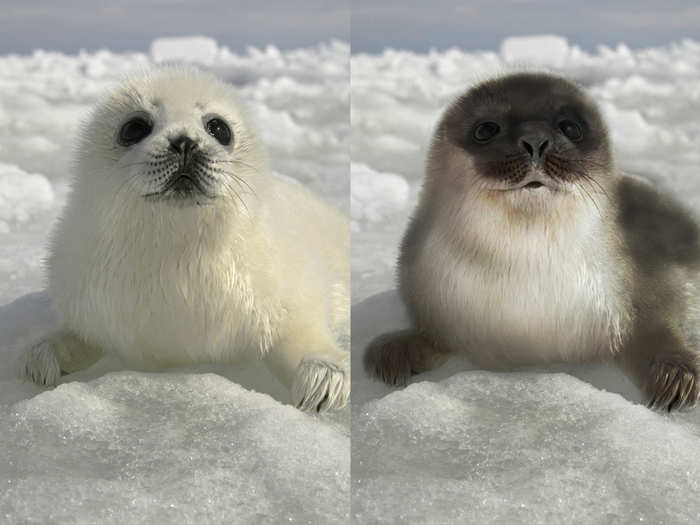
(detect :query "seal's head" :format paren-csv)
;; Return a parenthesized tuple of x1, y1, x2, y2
(428, 72, 614, 217)
(76, 68, 264, 210)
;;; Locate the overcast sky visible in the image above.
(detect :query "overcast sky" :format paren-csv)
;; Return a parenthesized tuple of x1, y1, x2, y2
(0, 1, 698, 55)
(0, 1, 349, 54)
(351, 1, 700, 53)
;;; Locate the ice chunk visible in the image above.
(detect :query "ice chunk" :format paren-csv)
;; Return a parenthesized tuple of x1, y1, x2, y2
(150, 36, 219, 64)
(601, 103, 674, 153)
(351, 163, 410, 225)
(353, 369, 700, 524)
(0, 162, 54, 230)
(374, 134, 420, 154)
(501, 35, 570, 67)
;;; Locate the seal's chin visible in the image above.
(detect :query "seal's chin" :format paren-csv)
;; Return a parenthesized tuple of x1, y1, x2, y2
(492, 170, 565, 194)
(143, 172, 217, 206)
(483, 169, 574, 215)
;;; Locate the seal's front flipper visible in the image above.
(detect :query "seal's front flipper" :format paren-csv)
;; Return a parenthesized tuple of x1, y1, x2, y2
(23, 330, 103, 386)
(647, 360, 698, 412)
(617, 324, 699, 412)
(264, 322, 349, 412)
(291, 353, 349, 412)
(363, 330, 449, 387)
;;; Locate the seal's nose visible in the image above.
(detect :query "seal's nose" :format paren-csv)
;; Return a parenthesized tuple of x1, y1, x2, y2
(520, 133, 550, 164)
(168, 135, 198, 161)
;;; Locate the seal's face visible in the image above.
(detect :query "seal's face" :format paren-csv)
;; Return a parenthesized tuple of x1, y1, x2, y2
(82, 69, 261, 208)
(440, 73, 613, 209)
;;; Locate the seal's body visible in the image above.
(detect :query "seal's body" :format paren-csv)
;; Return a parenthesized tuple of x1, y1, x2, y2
(364, 73, 699, 411)
(25, 69, 349, 412)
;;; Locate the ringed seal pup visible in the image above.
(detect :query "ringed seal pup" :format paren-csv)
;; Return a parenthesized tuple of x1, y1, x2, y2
(364, 72, 700, 411)
(24, 68, 349, 412)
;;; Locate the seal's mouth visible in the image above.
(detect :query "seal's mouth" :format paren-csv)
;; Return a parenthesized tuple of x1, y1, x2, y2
(163, 170, 209, 195)
(480, 149, 586, 194)
(494, 170, 563, 193)
(143, 170, 216, 204)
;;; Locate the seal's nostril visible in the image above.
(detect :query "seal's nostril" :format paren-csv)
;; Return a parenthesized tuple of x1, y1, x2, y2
(168, 135, 197, 155)
(520, 135, 550, 161)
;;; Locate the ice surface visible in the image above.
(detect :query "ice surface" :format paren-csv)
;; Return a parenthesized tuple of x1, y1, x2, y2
(1, 373, 349, 524)
(353, 371, 700, 524)
(352, 291, 700, 524)
(0, 38, 349, 523)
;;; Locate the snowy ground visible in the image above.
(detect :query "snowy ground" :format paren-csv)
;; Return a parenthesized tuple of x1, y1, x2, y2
(351, 36, 700, 523)
(0, 38, 349, 523)
(4, 32, 700, 524)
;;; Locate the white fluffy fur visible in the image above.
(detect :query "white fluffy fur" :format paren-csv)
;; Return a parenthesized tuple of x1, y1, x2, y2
(403, 147, 632, 368)
(25, 68, 349, 411)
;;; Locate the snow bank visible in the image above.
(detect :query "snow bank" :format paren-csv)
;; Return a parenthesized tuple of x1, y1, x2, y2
(0, 162, 54, 233)
(0, 292, 349, 524)
(1, 373, 349, 524)
(351, 163, 409, 227)
(353, 372, 700, 524)
(351, 291, 700, 524)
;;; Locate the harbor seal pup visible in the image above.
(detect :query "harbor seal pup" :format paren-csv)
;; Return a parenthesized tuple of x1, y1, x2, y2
(24, 68, 350, 412)
(364, 72, 700, 411)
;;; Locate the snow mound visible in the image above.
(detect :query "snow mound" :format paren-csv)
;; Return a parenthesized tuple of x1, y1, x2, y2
(351, 163, 409, 226)
(501, 35, 571, 67)
(0, 372, 349, 524)
(353, 371, 700, 524)
(600, 102, 673, 153)
(351, 290, 700, 524)
(150, 36, 219, 64)
(0, 162, 54, 232)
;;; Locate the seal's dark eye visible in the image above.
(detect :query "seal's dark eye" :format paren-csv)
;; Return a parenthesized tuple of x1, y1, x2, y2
(206, 118, 232, 146)
(559, 119, 583, 141)
(473, 121, 500, 143)
(118, 117, 152, 146)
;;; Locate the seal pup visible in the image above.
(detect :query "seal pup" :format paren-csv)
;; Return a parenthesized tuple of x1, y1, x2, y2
(24, 68, 350, 412)
(364, 72, 700, 411)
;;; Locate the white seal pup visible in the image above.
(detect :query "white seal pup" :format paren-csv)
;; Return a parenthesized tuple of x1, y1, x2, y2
(24, 68, 350, 412)
(364, 72, 700, 411)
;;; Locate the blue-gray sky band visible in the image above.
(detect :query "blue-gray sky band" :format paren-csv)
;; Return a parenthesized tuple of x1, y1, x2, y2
(0, 1, 698, 54)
